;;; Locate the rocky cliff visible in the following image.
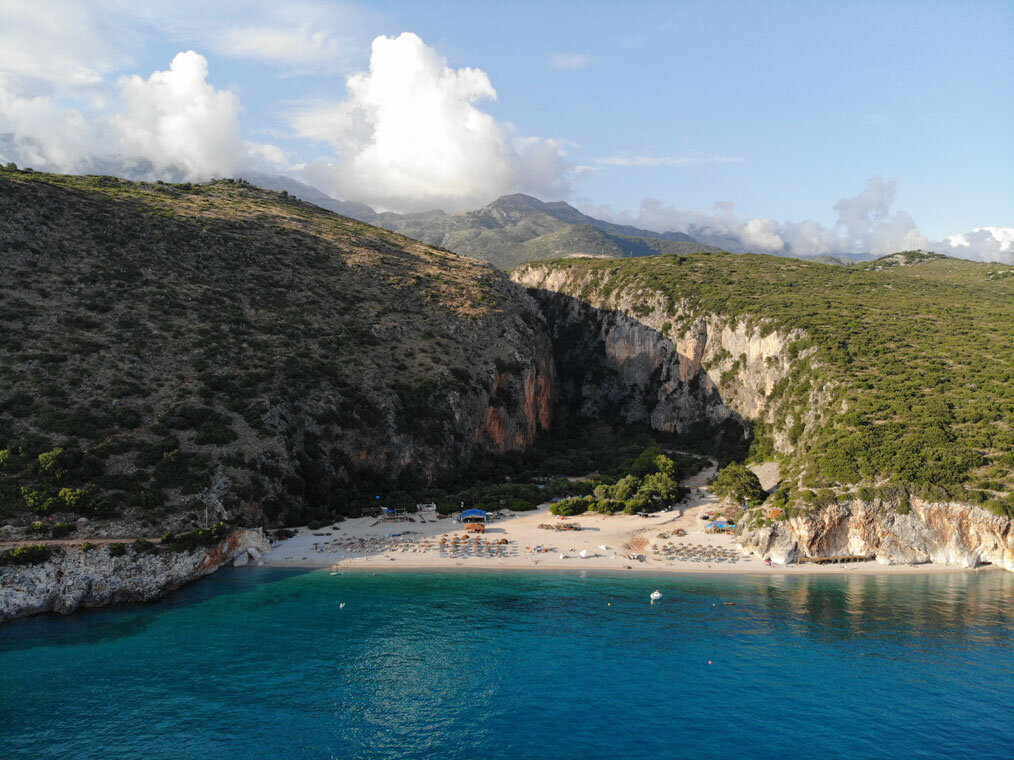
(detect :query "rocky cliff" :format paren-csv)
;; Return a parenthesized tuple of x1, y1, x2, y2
(739, 499, 1014, 571)
(513, 263, 815, 454)
(0, 529, 271, 622)
(513, 258, 1014, 573)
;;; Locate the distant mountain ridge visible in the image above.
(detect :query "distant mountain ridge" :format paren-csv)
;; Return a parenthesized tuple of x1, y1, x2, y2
(245, 175, 720, 268)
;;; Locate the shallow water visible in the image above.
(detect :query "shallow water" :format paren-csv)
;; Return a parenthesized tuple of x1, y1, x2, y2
(2, 568, 1012, 759)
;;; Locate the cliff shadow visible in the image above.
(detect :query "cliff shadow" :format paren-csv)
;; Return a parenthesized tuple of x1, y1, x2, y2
(526, 287, 753, 462)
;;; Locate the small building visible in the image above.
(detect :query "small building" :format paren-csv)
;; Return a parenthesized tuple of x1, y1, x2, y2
(460, 508, 489, 523)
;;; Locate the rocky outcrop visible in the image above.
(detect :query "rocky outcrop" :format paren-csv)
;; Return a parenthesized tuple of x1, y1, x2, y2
(739, 500, 1014, 570)
(513, 264, 811, 452)
(0, 529, 271, 623)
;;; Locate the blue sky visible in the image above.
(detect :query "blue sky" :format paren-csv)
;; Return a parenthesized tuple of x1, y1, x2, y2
(1, 0, 1011, 258)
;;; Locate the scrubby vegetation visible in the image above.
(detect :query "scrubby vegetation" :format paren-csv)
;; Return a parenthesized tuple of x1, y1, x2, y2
(521, 253, 1014, 513)
(0, 544, 56, 566)
(0, 168, 553, 529)
(545, 447, 705, 517)
(711, 463, 766, 507)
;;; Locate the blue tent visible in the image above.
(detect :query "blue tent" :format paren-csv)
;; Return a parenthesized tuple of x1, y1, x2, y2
(707, 521, 733, 529)
(461, 508, 489, 522)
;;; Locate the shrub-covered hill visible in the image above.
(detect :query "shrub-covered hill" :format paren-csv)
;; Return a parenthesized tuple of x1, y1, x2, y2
(514, 252, 1014, 516)
(0, 168, 555, 529)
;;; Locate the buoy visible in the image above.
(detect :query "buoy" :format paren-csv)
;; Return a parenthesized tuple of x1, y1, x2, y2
(708, 660, 713, 665)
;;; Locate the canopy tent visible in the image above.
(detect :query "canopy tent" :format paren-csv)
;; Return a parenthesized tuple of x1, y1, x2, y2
(706, 521, 734, 529)
(460, 508, 489, 523)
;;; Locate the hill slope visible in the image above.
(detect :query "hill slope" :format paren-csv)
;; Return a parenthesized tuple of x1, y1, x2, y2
(0, 169, 555, 530)
(514, 252, 1014, 516)
(371, 194, 719, 268)
(248, 182, 719, 269)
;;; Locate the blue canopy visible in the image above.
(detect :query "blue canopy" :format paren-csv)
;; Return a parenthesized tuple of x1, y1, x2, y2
(461, 508, 488, 519)
(707, 521, 733, 528)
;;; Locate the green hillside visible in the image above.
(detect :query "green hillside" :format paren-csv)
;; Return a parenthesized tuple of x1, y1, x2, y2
(517, 252, 1014, 515)
(0, 168, 554, 530)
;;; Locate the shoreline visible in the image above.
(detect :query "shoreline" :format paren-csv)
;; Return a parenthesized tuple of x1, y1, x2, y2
(261, 463, 997, 578)
(261, 557, 993, 577)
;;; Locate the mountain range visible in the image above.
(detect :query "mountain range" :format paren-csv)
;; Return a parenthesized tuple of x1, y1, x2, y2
(245, 173, 721, 269)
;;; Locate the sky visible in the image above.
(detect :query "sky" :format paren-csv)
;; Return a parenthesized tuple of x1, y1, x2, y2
(1, 0, 1011, 261)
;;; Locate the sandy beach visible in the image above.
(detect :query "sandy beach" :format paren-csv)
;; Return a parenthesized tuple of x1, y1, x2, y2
(263, 464, 976, 576)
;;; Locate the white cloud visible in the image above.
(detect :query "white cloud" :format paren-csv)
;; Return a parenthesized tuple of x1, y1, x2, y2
(112, 52, 246, 178)
(293, 32, 571, 211)
(0, 48, 262, 181)
(584, 177, 1013, 264)
(549, 53, 593, 71)
(596, 154, 743, 167)
(939, 227, 1014, 263)
(0, 0, 133, 96)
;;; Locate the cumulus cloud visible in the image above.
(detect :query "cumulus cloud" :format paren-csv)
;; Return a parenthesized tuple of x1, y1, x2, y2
(549, 53, 593, 71)
(113, 52, 246, 178)
(0, 49, 257, 181)
(585, 176, 1013, 264)
(292, 32, 572, 211)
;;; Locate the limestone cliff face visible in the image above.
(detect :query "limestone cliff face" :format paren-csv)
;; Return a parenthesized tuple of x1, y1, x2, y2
(0, 529, 271, 623)
(512, 264, 810, 450)
(739, 500, 1014, 570)
(513, 263, 1013, 573)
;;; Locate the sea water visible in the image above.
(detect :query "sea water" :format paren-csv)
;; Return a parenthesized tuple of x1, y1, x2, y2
(1, 568, 1012, 759)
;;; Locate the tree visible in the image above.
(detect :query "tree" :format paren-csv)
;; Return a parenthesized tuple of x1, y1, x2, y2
(639, 471, 681, 505)
(711, 463, 765, 506)
(612, 475, 640, 502)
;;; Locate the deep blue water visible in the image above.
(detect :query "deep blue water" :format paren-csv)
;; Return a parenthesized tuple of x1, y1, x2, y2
(1, 568, 1012, 760)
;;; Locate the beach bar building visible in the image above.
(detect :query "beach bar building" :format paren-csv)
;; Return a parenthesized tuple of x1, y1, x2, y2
(460, 508, 489, 523)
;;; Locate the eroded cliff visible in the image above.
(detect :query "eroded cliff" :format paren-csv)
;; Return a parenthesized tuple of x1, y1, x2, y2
(513, 263, 819, 455)
(0, 529, 271, 622)
(740, 499, 1014, 571)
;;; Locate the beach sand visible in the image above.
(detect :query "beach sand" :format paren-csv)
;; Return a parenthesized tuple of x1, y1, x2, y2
(263, 465, 976, 576)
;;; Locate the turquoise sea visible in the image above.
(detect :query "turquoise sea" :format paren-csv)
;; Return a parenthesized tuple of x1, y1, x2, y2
(2, 568, 1012, 759)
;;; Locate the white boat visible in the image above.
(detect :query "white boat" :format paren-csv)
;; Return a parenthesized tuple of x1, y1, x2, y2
(598, 544, 610, 551)
(579, 549, 589, 558)
(650, 590, 663, 602)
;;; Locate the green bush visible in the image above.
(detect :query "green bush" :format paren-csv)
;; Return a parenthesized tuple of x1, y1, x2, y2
(162, 523, 230, 553)
(623, 494, 651, 514)
(107, 542, 127, 558)
(131, 538, 158, 555)
(21, 487, 60, 514)
(0, 544, 55, 566)
(711, 463, 766, 506)
(52, 522, 75, 538)
(507, 498, 536, 511)
(549, 497, 588, 516)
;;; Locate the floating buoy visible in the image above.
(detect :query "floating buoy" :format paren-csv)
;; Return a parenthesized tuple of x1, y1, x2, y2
(708, 660, 713, 665)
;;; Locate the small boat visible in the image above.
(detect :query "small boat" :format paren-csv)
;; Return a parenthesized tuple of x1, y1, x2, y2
(330, 563, 341, 575)
(598, 544, 610, 551)
(339, 602, 345, 609)
(650, 590, 663, 602)
(579, 549, 589, 559)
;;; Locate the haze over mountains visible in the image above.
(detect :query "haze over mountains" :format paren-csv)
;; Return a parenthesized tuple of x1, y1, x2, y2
(248, 173, 886, 269)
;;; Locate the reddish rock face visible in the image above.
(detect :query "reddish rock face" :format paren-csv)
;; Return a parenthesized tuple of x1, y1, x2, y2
(474, 354, 556, 455)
